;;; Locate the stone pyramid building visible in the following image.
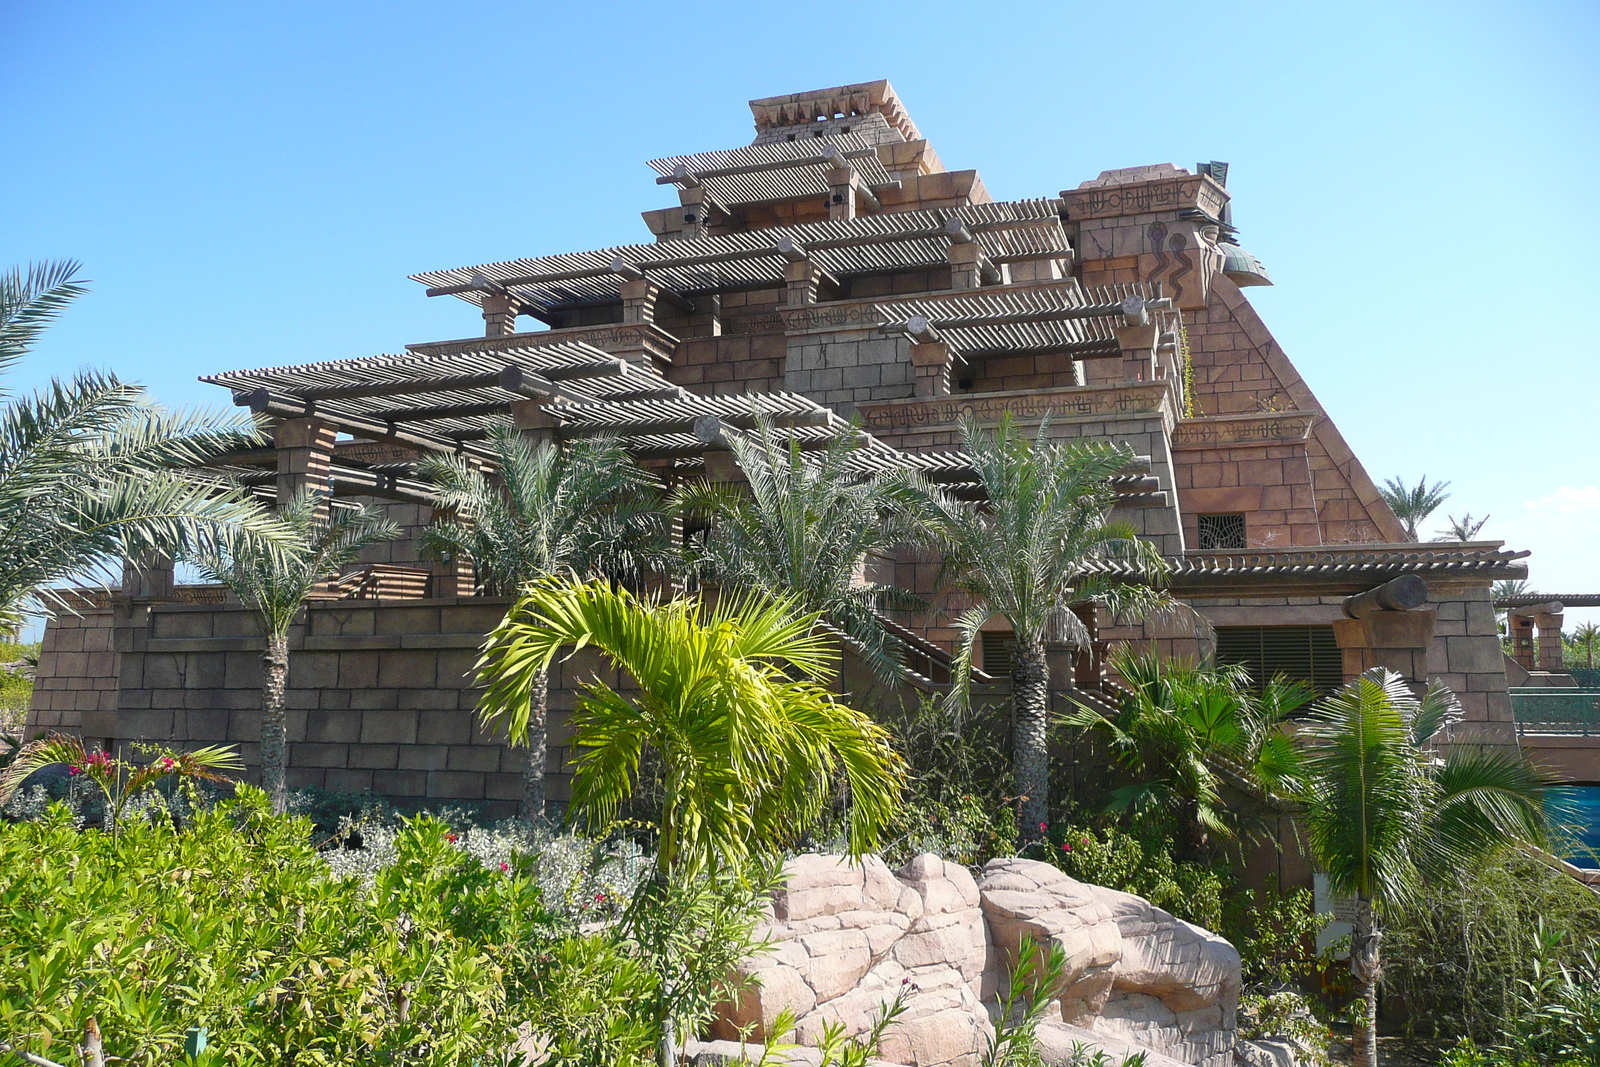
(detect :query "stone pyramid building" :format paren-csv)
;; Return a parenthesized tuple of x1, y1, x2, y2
(28, 80, 1526, 815)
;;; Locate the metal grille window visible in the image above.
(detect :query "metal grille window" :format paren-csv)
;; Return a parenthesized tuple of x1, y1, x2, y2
(1214, 626, 1344, 695)
(1197, 513, 1248, 550)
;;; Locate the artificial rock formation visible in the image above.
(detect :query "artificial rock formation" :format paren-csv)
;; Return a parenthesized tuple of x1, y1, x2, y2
(710, 855, 1240, 1067)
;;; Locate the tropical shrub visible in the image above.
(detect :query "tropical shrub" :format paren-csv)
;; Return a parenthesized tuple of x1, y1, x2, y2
(1031, 822, 1224, 933)
(0, 787, 680, 1067)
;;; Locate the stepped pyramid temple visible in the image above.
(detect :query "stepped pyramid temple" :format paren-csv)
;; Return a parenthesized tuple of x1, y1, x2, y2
(28, 80, 1531, 814)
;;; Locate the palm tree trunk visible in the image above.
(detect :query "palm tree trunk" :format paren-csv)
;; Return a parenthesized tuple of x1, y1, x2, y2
(1012, 637, 1050, 840)
(1351, 895, 1381, 1067)
(520, 667, 549, 825)
(260, 632, 290, 815)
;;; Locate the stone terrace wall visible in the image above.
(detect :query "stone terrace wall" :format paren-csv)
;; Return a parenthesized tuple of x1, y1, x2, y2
(28, 597, 119, 741)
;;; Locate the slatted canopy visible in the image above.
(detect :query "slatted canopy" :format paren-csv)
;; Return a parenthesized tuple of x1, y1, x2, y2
(875, 281, 1160, 362)
(410, 199, 1071, 319)
(1085, 543, 1532, 581)
(648, 131, 899, 207)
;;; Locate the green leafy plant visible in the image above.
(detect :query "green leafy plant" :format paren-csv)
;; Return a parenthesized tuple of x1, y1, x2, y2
(1378, 475, 1450, 541)
(1035, 822, 1224, 932)
(475, 576, 906, 876)
(1297, 669, 1555, 1067)
(985, 935, 1070, 1067)
(675, 416, 927, 682)
(421, 426, 670, 823)
(900, 413, 1178, 838)
(189, 489, 398, 813)
(0, 733, 240, 833)
(1223, 882, 1332, 992)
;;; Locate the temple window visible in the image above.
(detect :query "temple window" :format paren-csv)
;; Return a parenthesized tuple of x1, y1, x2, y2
(1197, 512, 1247, 550)
(1215, 626, 1343, 695)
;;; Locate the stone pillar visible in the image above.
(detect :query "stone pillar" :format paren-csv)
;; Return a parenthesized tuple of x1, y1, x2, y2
(909, 340, 952, 397)
(1537, 610, 1565, 671)
(1334, 610, 1438, 685)
(121, 554, 175, 599)
(481, 292, 519, 338)
(1510, 611, 1538, 671)
(511, 396, 559, 443)
(678, 186, 710, 239)
(621, 277, 657, 325)
(827, 166, 857, 221)
(274, 418, 337, 513)
(785, 260, 822, 308)
(1115, 323, 1158, 383)
(947, 242, 989, 291)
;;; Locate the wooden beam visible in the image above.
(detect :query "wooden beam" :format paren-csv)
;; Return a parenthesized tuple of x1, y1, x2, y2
(654, 147, 881, 186)
(237, 390, 495, 460)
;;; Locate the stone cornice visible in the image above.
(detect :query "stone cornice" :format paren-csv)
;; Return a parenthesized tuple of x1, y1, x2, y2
(857, 381, 1176, 433)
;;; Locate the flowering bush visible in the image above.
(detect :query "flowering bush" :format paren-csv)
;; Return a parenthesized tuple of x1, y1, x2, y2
(1028, 822, 1224, 932)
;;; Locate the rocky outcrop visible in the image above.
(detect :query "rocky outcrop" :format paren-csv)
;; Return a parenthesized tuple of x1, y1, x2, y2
(710, 855, 1240, 1067)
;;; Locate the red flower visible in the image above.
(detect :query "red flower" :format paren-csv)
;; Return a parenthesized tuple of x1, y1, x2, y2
(499, 862, 510, 872)
(67, 766, 81, 776)
(1062, 843, 1072, 852)
(446, 833, 458, 844)
(1038, 821, 1048, 832)
(1081, 836, 1090, 845)
(594, 893, 606, 903)
(160, 757, 175, 770)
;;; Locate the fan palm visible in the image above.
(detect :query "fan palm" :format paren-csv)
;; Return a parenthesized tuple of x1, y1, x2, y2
(1065, 646, 1313, 862)
(902, 414, 1178, 837)
(675, 418, 926, 682)
(473, 576, 905, 876)
(0, 260, 288, 616)
(1297, 669, 1554, 1067)
(189, 490, 399, 814)
(1378, 476, 1450, 541)
(419, 426, 669, 822)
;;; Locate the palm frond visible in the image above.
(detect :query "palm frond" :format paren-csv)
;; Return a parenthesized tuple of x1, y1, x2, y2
(0, 261, 89, 377)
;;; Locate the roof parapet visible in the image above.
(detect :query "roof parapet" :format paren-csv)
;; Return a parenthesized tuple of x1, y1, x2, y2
(749, 80, 921, 143)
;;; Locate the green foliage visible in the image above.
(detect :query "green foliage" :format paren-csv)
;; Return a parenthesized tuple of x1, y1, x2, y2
(1237, 991, 1332, 1062)
(0, 260, 290, 617)
(985, 935, 1071, 1067)
(476, 577, 906, 875)
(0, 789, 600, 1067)
(1064, 647, 1310, 862)
(1383, 848, 1600, 1050)
(675, 417, 926, 682)
(1222, 883, 1331, 992)
(420, 425, 669, 596)
(189, 490, 399, 640)
(1033, 823, 1224, 933)
(1378, 475, 1451, 541)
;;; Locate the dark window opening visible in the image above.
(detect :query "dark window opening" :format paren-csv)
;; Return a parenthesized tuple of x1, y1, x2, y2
(1215, 626, 1344, 695)
(981, 631, 1017, 675)
(1197, 513, 1247, 550)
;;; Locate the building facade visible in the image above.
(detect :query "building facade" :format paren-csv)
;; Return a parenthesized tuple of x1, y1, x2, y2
(28, 80, 1528, 817)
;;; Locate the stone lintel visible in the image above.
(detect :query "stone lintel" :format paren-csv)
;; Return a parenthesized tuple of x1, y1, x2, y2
(1332, 610, 1437, 652)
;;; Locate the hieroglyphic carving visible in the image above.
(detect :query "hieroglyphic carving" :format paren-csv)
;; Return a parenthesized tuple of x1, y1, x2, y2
(738, 303, 890, 335)
(1063, 176, 1228, 222)
(1170, 413, 1316, 449)
(857, 382, 1172, 431)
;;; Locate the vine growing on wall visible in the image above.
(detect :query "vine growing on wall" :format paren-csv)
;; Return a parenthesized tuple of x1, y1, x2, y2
(1178, 320, 1197, 418)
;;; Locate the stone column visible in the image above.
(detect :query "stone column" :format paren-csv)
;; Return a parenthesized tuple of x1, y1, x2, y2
(678, 186, 710, 239)
(1537, 609, 1565, 671)
(1334, 610, 1438, 685)
(1509, 611, 1538, 671)
(947, 242, 988, 290)
(511, 396, 559, 444)
(827, 165, 857, 221)
(621, 277, 657, 325)
(481, 292, 519, 338)
(909, 340, 952, 398)
(121, 554, 175, 599)
(785, 260, 822, 308)
(1115, 323, 1158, 383)
(274, 418, 337, 514)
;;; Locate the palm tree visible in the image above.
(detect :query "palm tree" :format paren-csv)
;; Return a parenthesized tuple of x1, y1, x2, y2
(419, 426, 669, 823)
(1297, 669, 1554, 1067)
(0, 261, 286, 616)
(1436, 512, 1488, 541)
(1378, 476, 1450, 541)
(190, 489, 398, 814)
(675, 418, 925, 681)
(473, 576, 905, 876)
(902, 414, 1177, 837)
(1570, 621, 1600, 670)
(1065, 646, 1312, 862)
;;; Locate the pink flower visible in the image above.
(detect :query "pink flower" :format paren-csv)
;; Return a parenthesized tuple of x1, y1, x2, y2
(1038, 821, 1048, 832)
(68, 766, 81, 776)
(446, 833, 458, 844)
(160, 757, 175, 770)
(1081, 836, 1090, 845)
(1062, 843, 1072, 852)
(499, 862, 510, 872)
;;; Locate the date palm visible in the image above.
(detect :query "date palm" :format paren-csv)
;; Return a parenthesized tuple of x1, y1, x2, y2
(1436, 511, 1488, 541)
(675, 418, 925, 682)
(1378, 475, 1450, 541)
(190, 490, 399, 814)
(1065, 646, 1313, 862)
(1571, 621, 1600, 670)
(902, 414, 1177, 837)
(1298, 669, 1554, 1067)
(474, 576, 905, 876)
(0, 260, 287, 616)
(419, 426, 669, 823)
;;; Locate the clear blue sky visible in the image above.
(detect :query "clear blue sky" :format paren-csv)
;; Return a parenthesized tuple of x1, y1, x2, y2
(4, 0, 1598, 614)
